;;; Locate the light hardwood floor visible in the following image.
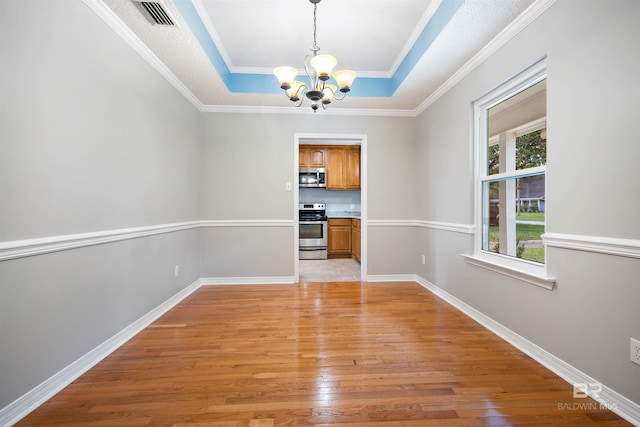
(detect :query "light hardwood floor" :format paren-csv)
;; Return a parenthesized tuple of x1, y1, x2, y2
(17, 282, 630, 426)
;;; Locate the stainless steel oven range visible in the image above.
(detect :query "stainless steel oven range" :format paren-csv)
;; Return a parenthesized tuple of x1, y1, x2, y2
(299, 203, 328, 260)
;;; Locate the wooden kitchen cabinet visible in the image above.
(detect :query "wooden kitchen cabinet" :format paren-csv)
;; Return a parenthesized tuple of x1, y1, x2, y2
(328, 218, 352, 258)
(299, 145, 326, 168)
(351, 218, 361, 262)
(326, 147, 346, 189)
(300, 144, 360, 190)
(346, 147, 360, 189)
(326, 145, 360, 190)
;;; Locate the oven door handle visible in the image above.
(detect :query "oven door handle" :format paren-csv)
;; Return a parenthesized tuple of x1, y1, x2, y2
(299, 220, 326, 224)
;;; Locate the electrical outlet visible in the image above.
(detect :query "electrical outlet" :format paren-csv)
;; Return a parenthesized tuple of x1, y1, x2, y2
(174, 265, 180, 278)
(421, 254, 426, 265)
(285, 182, 292, 191)
(631, 338, 640, 366)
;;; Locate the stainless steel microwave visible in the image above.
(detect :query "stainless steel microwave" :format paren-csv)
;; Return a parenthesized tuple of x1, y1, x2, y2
(299, 168, 326, 188)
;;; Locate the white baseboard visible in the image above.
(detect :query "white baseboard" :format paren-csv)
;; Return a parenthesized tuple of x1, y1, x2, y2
(0, 279, 202, 427)
(366, 274, 419, 282)
(415, 275, 640, 425)
(201, 276, 295, 285)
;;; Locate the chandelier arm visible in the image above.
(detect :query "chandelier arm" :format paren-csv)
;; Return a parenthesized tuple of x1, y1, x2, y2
(293, 85, 307, 107)
(293, 96, 304, 108)
(295, 85, 306, 99)
(332, 90, 348, 101)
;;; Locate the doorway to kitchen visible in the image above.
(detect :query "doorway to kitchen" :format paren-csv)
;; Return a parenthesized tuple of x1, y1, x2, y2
(293, 133, 367, 283)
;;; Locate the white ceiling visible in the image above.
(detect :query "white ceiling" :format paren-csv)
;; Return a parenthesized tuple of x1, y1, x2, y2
(196, 0, 437, 75)
(97, 0, 541, 115)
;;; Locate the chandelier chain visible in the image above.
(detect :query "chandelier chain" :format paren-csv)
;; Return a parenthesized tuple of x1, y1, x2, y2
(312, 2, 319, 54)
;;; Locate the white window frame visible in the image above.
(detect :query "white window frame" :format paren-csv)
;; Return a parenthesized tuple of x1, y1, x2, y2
(463, 58, 555, 290)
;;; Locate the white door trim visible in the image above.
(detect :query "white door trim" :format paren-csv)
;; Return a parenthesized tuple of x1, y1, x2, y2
(293, 133, 368, 282)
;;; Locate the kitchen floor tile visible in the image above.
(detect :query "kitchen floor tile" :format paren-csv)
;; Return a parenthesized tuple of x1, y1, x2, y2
(299, 258, 361, 282)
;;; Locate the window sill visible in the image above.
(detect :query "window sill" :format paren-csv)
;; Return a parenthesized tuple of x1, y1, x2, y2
(461, 254, 556, 290)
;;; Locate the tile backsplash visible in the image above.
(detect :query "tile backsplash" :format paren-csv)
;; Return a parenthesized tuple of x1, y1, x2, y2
(299, 188, 361, 206)
(300, 188, 361, 216)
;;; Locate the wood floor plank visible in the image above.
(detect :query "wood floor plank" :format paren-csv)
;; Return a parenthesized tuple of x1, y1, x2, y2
(15, 282, 631, 426)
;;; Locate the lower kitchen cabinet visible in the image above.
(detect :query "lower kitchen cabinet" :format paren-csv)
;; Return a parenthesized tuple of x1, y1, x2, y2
(351, 218, 361, 262)
(328, 218, 361, 261)
(328, 218, 351, 258)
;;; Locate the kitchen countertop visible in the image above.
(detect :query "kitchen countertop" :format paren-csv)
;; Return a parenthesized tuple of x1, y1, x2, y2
(327, 211, 361, 219)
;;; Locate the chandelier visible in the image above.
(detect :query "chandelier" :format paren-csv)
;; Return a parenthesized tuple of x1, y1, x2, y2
(273, 0, 357, 112)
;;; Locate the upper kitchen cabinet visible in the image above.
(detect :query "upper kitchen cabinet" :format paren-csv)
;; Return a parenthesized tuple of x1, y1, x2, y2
(345, 147, 360, 189)
(299, 145, 326, 168)
(326, 145, 360, 190)
(326, 147, 345, 189)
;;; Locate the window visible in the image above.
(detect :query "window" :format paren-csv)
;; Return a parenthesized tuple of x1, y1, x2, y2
(466, 59, 555, 289)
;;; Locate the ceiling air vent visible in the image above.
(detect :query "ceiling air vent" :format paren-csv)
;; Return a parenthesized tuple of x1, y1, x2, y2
(133, 0, 176, 26)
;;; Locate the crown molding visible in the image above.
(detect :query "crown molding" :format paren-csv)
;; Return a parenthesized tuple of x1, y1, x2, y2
(83, 0, 557, 117)
(387, 0, 443, 78)
(230, 66, 393, 80)
(199, 0, 556, 115)
(82, 0, 205, 111)
(190, 0, 234, 73)
(414, 0, 557, 116)
(199, 104, 416, 117)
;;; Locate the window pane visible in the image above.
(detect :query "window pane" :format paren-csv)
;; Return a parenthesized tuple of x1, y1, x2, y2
(483, 175, 545, 263)
(487, 129, 547, 175)
(516, 129, 546, 170)
(487, 79, 546, 175)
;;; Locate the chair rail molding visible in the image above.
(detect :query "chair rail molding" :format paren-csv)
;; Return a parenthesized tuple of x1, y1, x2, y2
(543, 233, 640, 259)
(0, 221, 201, 262)
(0, 220, 297, 262)
(367, 219, 475, 234)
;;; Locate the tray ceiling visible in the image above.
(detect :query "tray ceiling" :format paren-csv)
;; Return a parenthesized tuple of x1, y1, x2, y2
(97, 0, 542, 114)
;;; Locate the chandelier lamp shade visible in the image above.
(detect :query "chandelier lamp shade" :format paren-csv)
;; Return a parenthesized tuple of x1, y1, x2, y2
(273, 0, 357, 112)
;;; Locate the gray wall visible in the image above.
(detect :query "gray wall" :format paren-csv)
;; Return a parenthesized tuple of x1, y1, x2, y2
(200, 113, 418, 278)
(416, 0, 640, 404)
(2, 0, 638, 417)
(0, 0, 202, 407)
